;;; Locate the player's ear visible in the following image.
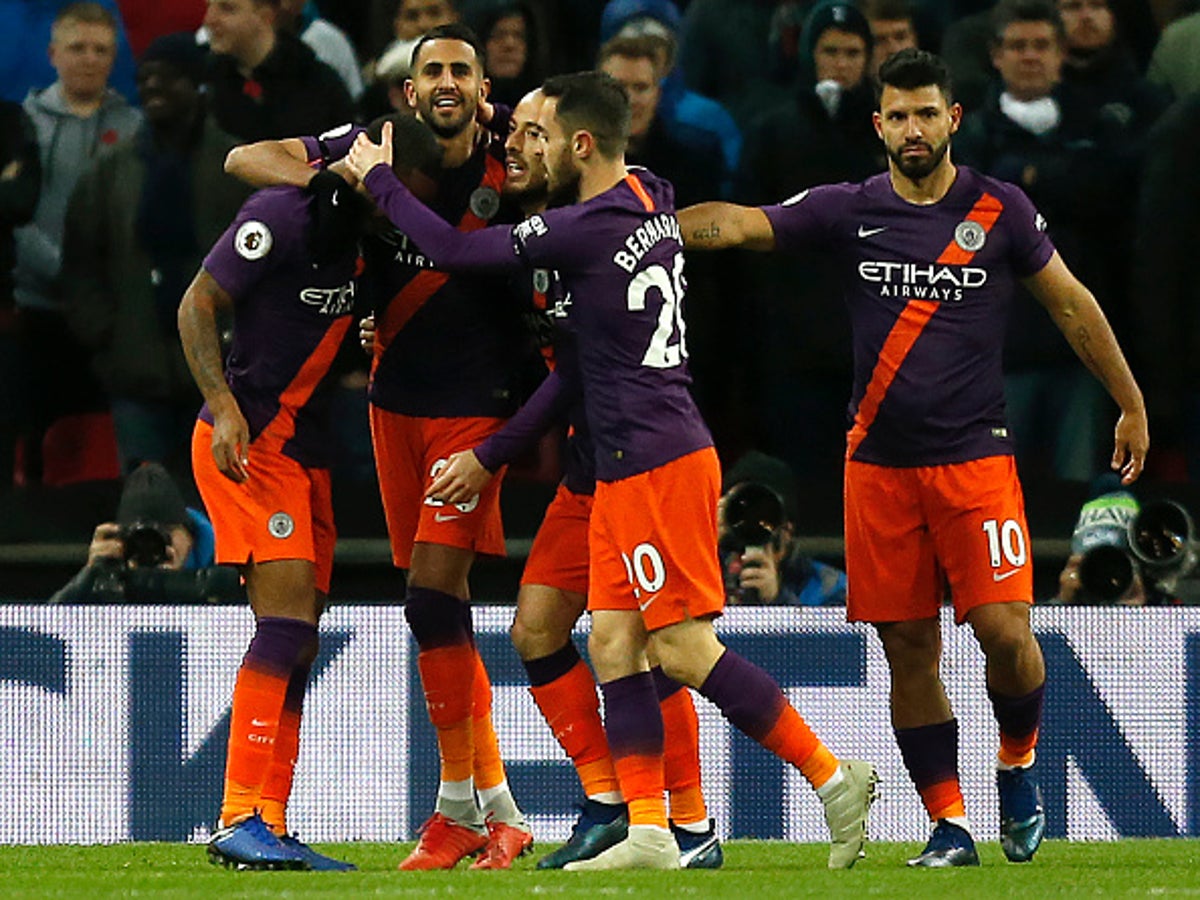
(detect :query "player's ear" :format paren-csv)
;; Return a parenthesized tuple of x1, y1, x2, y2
(948, 102, 963, 134)
(573, 130, 592, 158)
(479, 76, 491, 102)
(872, 110, 884, 140)
(403, 78, 418, 111)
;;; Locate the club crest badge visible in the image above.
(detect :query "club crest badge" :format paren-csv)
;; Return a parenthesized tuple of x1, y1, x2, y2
(268, 512, 294, 539)
(532, 269, 551, 294)
(954, 220, 986, 252)
(470, 187, 501, 221)
(235, 220, 273, 260)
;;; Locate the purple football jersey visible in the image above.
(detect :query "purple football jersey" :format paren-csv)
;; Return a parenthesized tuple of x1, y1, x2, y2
(362, 164, 714, 482)
(200, 186, 359, 468)
(762, 167, 1055, 467)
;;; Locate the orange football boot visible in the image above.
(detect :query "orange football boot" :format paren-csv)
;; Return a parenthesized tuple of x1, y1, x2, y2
(397, 813, 488, 871)
(470, 816, 534, 870)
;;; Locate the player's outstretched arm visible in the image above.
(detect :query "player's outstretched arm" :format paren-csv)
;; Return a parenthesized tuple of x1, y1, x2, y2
(1024, 251, 1149, 483)
(347, 122, 521, 273)
(225, 138, 316, 189)
(178, 269, 250, 483)
(678, 202, 777, 252)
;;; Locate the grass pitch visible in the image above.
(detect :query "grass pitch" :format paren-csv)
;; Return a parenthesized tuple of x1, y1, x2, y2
(1, 839, 1198, 898)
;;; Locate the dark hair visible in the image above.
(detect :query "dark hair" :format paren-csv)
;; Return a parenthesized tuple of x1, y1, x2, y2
(541, 70, 631, 158)
(862, 0, 915, 22)
(990, 0, 1066, 45)
(410, 22, 487, 74)
(876, 47, 954, 103)
(366, 113, 444, 177)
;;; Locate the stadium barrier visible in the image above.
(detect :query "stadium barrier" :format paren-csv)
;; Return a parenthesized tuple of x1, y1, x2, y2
(0, 605, 1191, 845)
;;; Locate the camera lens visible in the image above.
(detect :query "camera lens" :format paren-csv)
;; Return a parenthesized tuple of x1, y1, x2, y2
(122, 522, 170, 568)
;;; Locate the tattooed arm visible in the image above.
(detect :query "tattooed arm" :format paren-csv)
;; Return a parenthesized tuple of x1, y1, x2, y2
(1024, 251, 1149, 484)
(678, 202, 777, 252)
(178, 269, 250, 483)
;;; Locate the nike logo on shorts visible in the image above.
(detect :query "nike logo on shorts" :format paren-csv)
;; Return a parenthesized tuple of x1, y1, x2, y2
(857, 225, 887, 238)
(638, 594, 659, 612)
(993, 569, 1022, 582)
(434, 512, 460, 522)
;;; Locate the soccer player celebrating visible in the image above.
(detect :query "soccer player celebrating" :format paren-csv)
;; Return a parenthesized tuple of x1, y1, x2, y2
(677, 48, 1149, 865)
(224, 25, 537, 870)
(178, 163, 366, 871)
(426, 86, 722, 870)
(345, 70, 879, 871)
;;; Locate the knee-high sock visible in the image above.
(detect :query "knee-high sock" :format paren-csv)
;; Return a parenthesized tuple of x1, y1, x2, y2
(698, 649, 839, 789)
(407, 587, 476, 784)
(602, 672, 667, 828)
(652, 667, 707, 826)
(990, 684, 1044, 768)
(471, 649, 507, 792)
(259, 655, 312, 835)
(895, 719, 966, 820)
(221, 617, 317, 826)
(526, 642, 620, 800)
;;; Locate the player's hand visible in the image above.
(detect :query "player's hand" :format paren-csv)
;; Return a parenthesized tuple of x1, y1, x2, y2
(738, 546, 781, 604)
(360, 314, 377, 355)
(426, 450, 492, 505)
(346, 122, 393, 182)
(1112, 406, 1149, 485)
(211, 398, 251, 483)
(87, 522, 124, 567)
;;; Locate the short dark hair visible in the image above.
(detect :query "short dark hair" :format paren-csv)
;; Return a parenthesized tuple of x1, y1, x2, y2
(410, 22, 487, 74)
(862, 0, 915, 21)
(991, 0, 1066, 44)
(541, 70, 631, 159)
(366, 113, 444, 178)
(876, 47, 954, 104)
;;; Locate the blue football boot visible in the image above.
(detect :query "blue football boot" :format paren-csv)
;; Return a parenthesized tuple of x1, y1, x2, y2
(278, 835, 357, 871)
(998, 766, 1046, 862)
(536, 800, 627, 869)
(907, 820, 980, 868)
(207, 813, 309, 870)
(671, 819, 724, 869)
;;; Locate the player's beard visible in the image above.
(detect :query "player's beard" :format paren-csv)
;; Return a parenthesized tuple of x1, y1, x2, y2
(417, 91, 476, 139)
(888, 135, 950, 180)
(544, 147, 581, 209)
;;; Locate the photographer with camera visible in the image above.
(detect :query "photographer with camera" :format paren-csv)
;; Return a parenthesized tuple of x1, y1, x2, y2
(719, 451, 847, 607)
(48, 461, 239, 605)
(1054, 474, 1197, 607)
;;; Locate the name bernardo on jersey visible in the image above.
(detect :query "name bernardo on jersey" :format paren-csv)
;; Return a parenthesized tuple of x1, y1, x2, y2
(858, 260, 989, 302)
(612, 213, 682, 273)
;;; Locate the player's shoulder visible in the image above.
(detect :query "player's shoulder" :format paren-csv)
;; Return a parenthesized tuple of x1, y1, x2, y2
(226, 186, 309, 262)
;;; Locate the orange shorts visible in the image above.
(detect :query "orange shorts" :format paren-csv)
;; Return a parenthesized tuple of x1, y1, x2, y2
(370, 406, 507, 569)
(589, 447, 725, 632)
(844, 455, 1033, 624)
(191, 419, 336, 593)
(521, 482, 593, 595)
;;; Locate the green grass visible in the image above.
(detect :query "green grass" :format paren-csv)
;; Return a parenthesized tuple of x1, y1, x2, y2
(1, 840, 1199, 898)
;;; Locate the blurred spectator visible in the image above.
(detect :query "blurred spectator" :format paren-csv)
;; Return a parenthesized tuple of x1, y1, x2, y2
(60, 33, 250, 479)
(718, 451, 847, 606)
(955, 0, 1137, 483)
(941, 2, 1002, 113)
(15, 2, 142, 484)
(362, 0, 460, 121)
(470, 1, 545, 108)
(678, 0, 797, 129)
(1147, 9, 1200, 97)
(48, 461, 242, 605)
(1131, 93, 1200, 479)
(277, 0, 365, 100)
(1059, 0, 1169, 124)
(0, 103, 41, 493)
(114, 0, 206, 56)
(733, 0, 883, 480)
(598, 35, 725, 206)
(202, 0, 356, 141)
(600, 0, 742, 198)
(862, 0, 921, 75)
(0, 0, 137, 106)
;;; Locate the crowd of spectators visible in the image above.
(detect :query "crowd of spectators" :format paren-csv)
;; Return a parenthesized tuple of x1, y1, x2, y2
(1, 0, 1197, 576)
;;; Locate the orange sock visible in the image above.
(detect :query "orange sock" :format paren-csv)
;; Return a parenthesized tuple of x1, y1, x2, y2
(259, 706, 301, 834)
(530, 660, 620, 798)
(221, 665, 289, 825)
(762, 706, 840, 789)
(616, 755, 669, 829)
(418, 644, 476, 783)
(998, 728, 1039, 769)
(660, 688, 707, 825)
(470, 651, 507, 791)
(922, 780, 967, 820)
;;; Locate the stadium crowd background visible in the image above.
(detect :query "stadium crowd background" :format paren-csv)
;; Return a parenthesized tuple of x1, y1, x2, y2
(0, 0, 1198, 604)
